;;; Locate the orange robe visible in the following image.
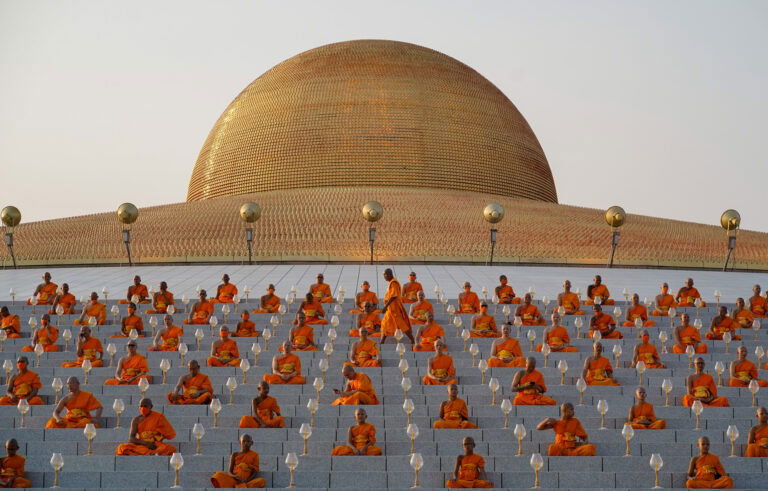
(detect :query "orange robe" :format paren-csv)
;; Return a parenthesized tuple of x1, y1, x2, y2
(471, 314, 499, 337)
(45, 391, 102, 428)
(497, 285, 519, 304)
(682, 373, 730, 407)
(331, 372, 378, 405)
(651, 294, 677, 316)
(167, 373, 213, 404)
(74, 303, 107, 326)
(433, 398, 477, 429)
(208, 339, 241, 366)
(31, 282, 58, 305)
(352, 312, 381, 337)
(0, 454, 32, 488)
(234, 320, 259, 337)
(0, 371, 43, 405)
(252, 295, 280, 314)
(1, 315, 21, 338)
(104, 354, 150, 385)
(635, 343, 664, 368)
(422, 355, 457, 385)
(677, 287, 705, 307)
(685, 454, 733, 489)
(488, 338, 525, 367)
(623, 305, 655, 327)
(446, 453, 493, 488)
(22, 325, 59, 352)
(559, 292, 584, 315)
(211, 450, 266, 488)
(149, 325, 184, 351)
(61, 337, 104, 367)
(728, 360, 768, 387)
(590, 313, 622, 339)
(547, 418, 596, 456)
(238, 396, 285, 428)
(513, 370, 556, 405)
(516, 304, 545, 326)
(749, 296, 767, 317)
(458, 292, 480, 314)
(145, 291, 174, 314)
(586, 357, 620, 386)
(381, 278, 411, 335)
(344, 339, 381, 367)
(310, 283, 333, 303)
(706, 317, 741, 340)
(262, 354, 305, 385)
(184, 300, 214, 324)
(402, 281, 423, 304)
(349, 291, 378, 314)
(673, 326, 708, 353)
(301, 301, 328, 325)
(745, 424, 768, 457)
(212, 283, 238, 303)
(115, 411, 176, 456)
(413, 322, 444, 351)
(119, 284, 150, 304)
(629, 402, 666, 429)
(734, 309, 754, 328)
(113, 314, 144, 338)
(289, 325, 317, 351)
(409, 300, 434, 325)
(536, 326, 578, 352)
(585, 284, 614, 305)
(50, 292, 77, 315)
(331, 423, 383, 455)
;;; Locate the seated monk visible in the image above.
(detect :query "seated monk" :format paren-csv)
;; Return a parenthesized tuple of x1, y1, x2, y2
(496, 274, 520, 304)
(423, 340, 458, 385)
(512, 357, 556, 405)
(434, 383, 477, 429)
(285, 313, 317, 351)
(352, 302, 381, 337)
(408, 291, 434, 325)
(558, 280, 584, 315)
(239, 381, 285, 428)
(73, 292, 106, 326)
(149, 315, 183, 351)
(331, 408, 383, 455)
(167, 360, 213, 405)
(0, 357, 43, 405)
(470, 303, 499, 337)
(729, 346, 768, 387)
(401, 271, 423, 304)
(516, 293, 545, 326)
(0, 307, 21, 339)
(0, 439, 32, 489)
(733, 297, 754, 328)
(105, 341, 151, 385)
(45, 376, 102, 428)
(349, 281, 379, 314)
(651, 282, 678, 316)
(115, 398, 176, 456)
(22, 314, 58, 352)
(632, 330, 666, 369)
(673, 313, 708, 354)
(623, 294, 655, 327)
(263, 342, 305, 385)
(686, 437, 733, 489)
(344, 327, 381, 367)
(458, 282, 480, 314)
(211, 274, 238, 303)
(62, 326, 104, 367)
(745, 406, 768, 457)
(749, 284, 767, 318)
(208, 326, 241, 367)
(380, 268, 415, 345)
(233, 311, 259, 337)
(683, 358, 730, 407)
(707, 306, 741, 340)
(112, 303, 144, 338)
(211, 434, 266, 488)
(590, 305, 622, 339)
(28, 272, 57, 305)
(537, 402, 597, 456)
(252, 284, 280, 314)
(50, 283, 77, 315)
(145, 281, 174, 314)
(627, 386, 666, 429)
(585, 274, 614, 305)
(299, 293, 328, 325)
(446, 437, 493, 488)
(677, 278, 706, 307)
(119, 275, 150, 304)
(184, 290, 214, 325)
(488, 324, 525, 367)
(309, 273, 334, 303)
(583, 342, 620, 386)
(536, 312, 578, 352)
(332, 366, 379, 405)
(413, 311, 444, 352)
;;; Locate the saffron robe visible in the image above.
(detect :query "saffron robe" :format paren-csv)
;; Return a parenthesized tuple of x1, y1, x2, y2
(331, 372, 378, 405)
(208, 339, 241, 366)
(104, 354, 150, 385)
(115, 411, 176, 456)
(446, 453, 493, 488)
(331, 423, 382, 455)
(513, 369, 556, 405)
(488, 338, 525, 367)
(682, 373, 730, 407)
(423, 355, 457, 385)
(547, 418, 596, 456)
(434, 398, 477, 429)
(61, 337, 104, 367)
(167, 373, 213, 404)
(238, 396, 285, 428)
(210, 450, 266, 488)
(381, 278, 411, 335)
(586, 356, 620, 386)
(45, 390, 102, 428)
(262, 354, 305, 385)
(685, 454, 733, 489)
(628, 402, 666, 429)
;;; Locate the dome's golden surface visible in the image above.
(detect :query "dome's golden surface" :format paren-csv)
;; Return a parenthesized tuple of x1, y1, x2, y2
(187, 40, 557, 203)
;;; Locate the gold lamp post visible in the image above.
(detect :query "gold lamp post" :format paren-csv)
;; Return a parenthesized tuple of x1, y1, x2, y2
(285, 452, 299, 488)
(662, 379, 673, 407)
(84, 423, 97, 456)
(649, 453, 663, 489)
(483, 203, 504, 266)
(112, 399, 124, 428)
(299, 423, 312, 456)
(604, 205, 626, 268)
(170, 452, 184, 488)
(720, 209, 740, 271)
(116, 203, 138, 266)
(239, 202, 262, 265)
(410, 452, 424, 488)
(362, 200, 383, 264)
(192, 423, 205, 456)
(530, 453, 544, 488)
(1, 206, 21, 269)
(50, 453, 64, 488)
(726, 425, 739, 457)
(514, 423, 526, 456)
(51, 378, 63, 405)
(501, 398, 512, 428)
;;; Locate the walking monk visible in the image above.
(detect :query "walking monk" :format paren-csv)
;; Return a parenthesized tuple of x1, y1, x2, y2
(488, 325, 525, 367)
(105, 341, 150, 385)
(185, 290, 214, 325)
(632, 330, 665, 369)
(252, 284, 280, 314)
(677, 278, 706, 307)
(408, 291, 434, 325)
(286, 312, 317, 351)
(233, 311, 259, 337)
(536, 312, 578, 352)
(22, 314, 58, 352)
(707, 306, 741, 341)
(50, 283, 77, 315)
(422, 340, 458, 385)
(445, 437, 493, 488)
(512, 357, 556, 405)
(349, 281, 378, 314)
(413, 311, 444, 352)
(208, 326, 241, 367)
(729, 345, 768, 387)
(0, 308, 20, 339)
(749, 285, 766, 317)
(211, 434, 266, 488)
(239, 382, 285, 428)
(558, 280, 584, 315)
(683, 358, 730, 407)
(61, 326, 104, 367)
(0, 439, 32, 488)
(673, 313, 707, 353)
(0, 357, 43, 405)
(583, 342, 620, 386)
(331, 408, 383, 456)
(470, 303, 499, 337)
(344, 327, 381, 367)
(116, 398, 176, 456)
(537, 402, 596, 456)
(686, 437, 733, 489)
(380, 268, 415, 344)
(733, 298, 754, 328)
(167, 360, 213, 405)
(119, 275, 149, 304)
(74, 292, 106, 326)
(299, 293, 328, 325)
(332, 366, 379, 405)
(149, 315, 183, 351)
(627, 386, 665, 429)
(623, 294, 655, 327)
(496, 275, 519, 304)
(309, 273, 334, 303)
(745, 406, 768, 457)
(434, 384, 477, 429)
(211, 274, 238, 303)
(28, 272, 57, 305)
(145, 281, 174, 314)
(45, 376, 102, 428)
(585, 275, 614, 305)
(262, 342, 305, 385)
(651, 282, 677, 316)
(590, 305, 622, 339)
(401, 272, 423, 304)
(458, 282, 480, 314)
(113, 303, 144, 338)
(353, 302, 381, 337)
(515, 293, 545, 326)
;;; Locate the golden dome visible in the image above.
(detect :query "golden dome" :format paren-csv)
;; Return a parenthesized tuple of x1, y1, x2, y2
(187, 40, 557, 203)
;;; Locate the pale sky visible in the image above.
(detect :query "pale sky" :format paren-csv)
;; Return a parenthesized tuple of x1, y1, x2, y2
(1, 0, 766, 231)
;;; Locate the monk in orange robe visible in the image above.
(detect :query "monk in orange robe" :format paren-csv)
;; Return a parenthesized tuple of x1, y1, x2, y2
(536, 312, 578, 352)
(112, 303, 144, 338)
(208, 326, 241, 366)
(512, 357, 556, 405)
(167, 360, 213, 404)
(233, 311, 259, 337)
(401, 272, 423, 304)
(211, 274, 238, 303)
(61, 326, 104, 367)
(145, 281, 174, 314)
(585, 275, 614, 305)
(707, 306, 741, 340)
(149, 315, 183, 351)
(352, 302, 381, 337)
(262, 342, 305, 385)
(252, 284, 280, 314)
(408, 291, 434, 325)
(583, 342, 620, 386)
(590, 304, 622, 339)
(0, 358, 43, 405)
(344, 327, 381, 367)
(515, 293, 545, 326)
(651, 282, 677, 316)
(673, 313, 708, 353)
(470, 303, 499, 337)
(331, 408, 383, 456)
(495, 275, 519, 304)
(0, 439, 32, 488)
(749, 284, 767, 318)
(686, 437, 733, 489)
(349, 281, 379, 314)
(239, 382, 285, 428)
(623, 294, 655, 327)
(299, 293, 328, 325)
(0, 307, 20, 339)
(309, 273, 334, 303)
(332, 366, 379, 405)
(677, 278, 706, 307)
(184, 290, 214, 325)
(74, 292, 106, 326)
(413, 311, 444, 351)
(446, 437, 493, 488)
(458, 282, 480, 314)
(558, 280, 583, 315)
(537, 402, 597, 456)
(50, 283, 77, 315)
(115, 398, 176, 456)
(22, 314, 58, 352)
(683, 358, 730, 407)
(28, 272, 57, 305)
(286, 313, 317, 351)
(627, 386, 665, 429)
(211, 434, 266, 488)
(745, 406, 768, 457)
(729, 346, 768, 387)
(105, 341, 151, 385)
(488, 325, 525, 367)
(732, 297, 754, 328)
(434, 384, 477, 429)
(380, 268, 415, 344)
(119, 275, 150, 304)
(45, 376, 102, 428)
(632, 330, 665, 369)
(423, 340, 458, 385)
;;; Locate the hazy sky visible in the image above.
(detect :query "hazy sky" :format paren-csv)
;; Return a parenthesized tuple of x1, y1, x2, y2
(1, 1, 766, 231)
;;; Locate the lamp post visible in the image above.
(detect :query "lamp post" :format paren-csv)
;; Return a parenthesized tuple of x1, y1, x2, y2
(604, 205, 626, 268)
(362, 201, 383, 264)
(483, 203, 504, 266)
(116, 203, 138, 266)
(720, 209, 740, 271)
(239, 202, 262, 265)
(1, 206, 21, 269)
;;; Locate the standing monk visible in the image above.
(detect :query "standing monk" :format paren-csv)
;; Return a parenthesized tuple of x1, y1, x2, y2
(413, 311, 444, 352)
(515, 293, 545, 326)
(212, 274, 238, 304)
(401, 272, 423, 304)
(590, 305, 622, 339)
(0, 308, 20, 338)
(74, 292, 106, 326)
(45, 376, 102, 428)
(458, 282, 480, 314)
(262, 342, 305, 385)
(446, 437, 493, 488)
(537, 402, 596, 456)
(211, 434, 266, 488)
(113, 303, 144, 338)
(585, 275, 614, 305)
(728, 346, 768, 387)
(0, 357, 43, 405)
(145, 281, 174, 314)
(558, 280, 584, 315)
(299, 293, 328, 325)
(707, 306, 741, 340)
(115, 399, 176, 456)
(408, 291, 434, 325)
(50, 283, 77, 315)
(149, 315, 183, 351)
(184, 290, 214, 325)
(207, 326, 241, 367)
(627, 386, 665, 429)
(583, 342, 620, 386)
(309, 273, 334, 303)
(537, 312, 577, 352)
(651, 283, 677, 316)
(344, 327, 381, 367)
(632, 330, 665, 369)
(434, 384, 477, 429)
(745, 407, 768, 457)
(749, 285, 766, 317)
(677, 278, 706, 307)
(673, 313, 708, 353)
(732, 298, 754, 328)
(238, 382, 285, 428)
(349, 281, 378, 314)
(22, 314, 58, 352)
(331, 366, 379, 405)
(105, 341, 150, 385)
(470, 303, 499, 337)
(119, 275, 149, 304)
(252, 284, 280, 314)
(233, 311, 259, 337)
(61, 326, 103, 367)
(488, 325, 525, 367)
(0, 439, 31, 488)
(512, 357, 556, 405)
(682, 358, 730, 407)
(686, 437, 733, 489)
(331, 408, 383, 456)
(167, 360, 213, 405)
(624, 294, 655, 327)
(353, 302, 381, 337)
(380, 268, 415, 344)
(28, 272, 57, 305)
(423, 340, 458, 385)
(496, 275, 519, 304)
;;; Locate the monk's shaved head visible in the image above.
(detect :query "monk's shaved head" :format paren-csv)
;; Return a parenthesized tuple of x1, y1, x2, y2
(342, 365, 355, 378)
(139, 398, 153, 408)
(526, 357, 536, 370)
